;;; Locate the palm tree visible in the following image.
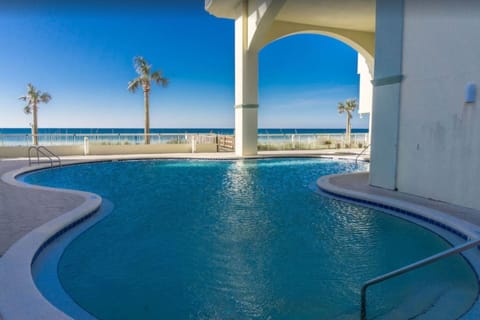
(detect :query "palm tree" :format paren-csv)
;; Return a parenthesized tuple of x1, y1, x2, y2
(19, 84, 52, 146)
(128, 56, 168, 144)
(338, 98, 358, 146)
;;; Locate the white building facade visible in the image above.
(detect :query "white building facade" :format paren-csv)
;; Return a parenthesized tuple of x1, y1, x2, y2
(371, 0, 480, 210)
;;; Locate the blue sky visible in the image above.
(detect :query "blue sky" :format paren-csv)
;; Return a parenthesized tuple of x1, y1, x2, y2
(0, 1, 368, 129)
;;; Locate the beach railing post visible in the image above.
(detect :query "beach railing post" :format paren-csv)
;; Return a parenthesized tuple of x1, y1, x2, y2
(83, 137, 89, 155)
(191, 135, 196, 153)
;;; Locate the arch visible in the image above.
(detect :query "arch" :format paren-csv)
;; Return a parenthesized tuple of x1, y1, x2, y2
(261, 20, 375, 75)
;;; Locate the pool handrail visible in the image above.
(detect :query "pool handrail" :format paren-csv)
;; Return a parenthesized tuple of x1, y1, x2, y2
(28, 145, 61, 167)
(360, 237, 480, 320)
(355, 144, 370, 164)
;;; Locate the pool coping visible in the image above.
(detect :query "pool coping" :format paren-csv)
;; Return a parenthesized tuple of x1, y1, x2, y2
(0, 164, 102, 320)
(317, 172, 480, 319)
(1, 158, 479, 319)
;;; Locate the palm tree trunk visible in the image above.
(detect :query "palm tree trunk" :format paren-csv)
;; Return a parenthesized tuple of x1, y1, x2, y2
(347, 116, 351, 146)
(345, 115, 350, 147)
(144, 90, 150, 144)
(32, 104, 38, 145)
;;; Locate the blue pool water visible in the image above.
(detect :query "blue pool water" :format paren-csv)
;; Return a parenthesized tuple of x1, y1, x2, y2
(25, 159, 478, 319)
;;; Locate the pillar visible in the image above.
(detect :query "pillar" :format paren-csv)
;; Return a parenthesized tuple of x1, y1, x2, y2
(369, 0, 404, 190)
(234, 1, 259, 156)
(357, 53, 374, 145)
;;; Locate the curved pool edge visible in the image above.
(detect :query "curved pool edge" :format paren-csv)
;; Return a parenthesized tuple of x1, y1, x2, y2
(0, 165, 102, 320)
(317, 172, 480, 319)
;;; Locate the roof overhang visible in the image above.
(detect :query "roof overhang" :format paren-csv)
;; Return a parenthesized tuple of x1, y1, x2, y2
(205, 0, 375, 32)
(204, 0, 241, 19)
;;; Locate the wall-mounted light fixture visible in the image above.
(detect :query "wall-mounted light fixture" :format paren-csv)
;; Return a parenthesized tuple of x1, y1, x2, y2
(465, 83, 476, 104)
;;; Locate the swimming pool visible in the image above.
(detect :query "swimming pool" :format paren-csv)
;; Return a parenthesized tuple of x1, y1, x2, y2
(24, 159, 478, 319)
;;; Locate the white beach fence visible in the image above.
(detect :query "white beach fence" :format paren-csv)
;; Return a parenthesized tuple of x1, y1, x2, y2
(0, 132, 369, 158)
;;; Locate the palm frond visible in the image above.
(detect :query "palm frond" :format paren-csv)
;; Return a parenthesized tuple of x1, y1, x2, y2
(27, 83, 35, 94)
(26, 84, 39, 101)
(39, 92, 52, 103)
(130, 57, 168, 97)
(151, 70, 160, 80)
(20, 83, 50, 115)
(338, 102, 345, 114)
(133, 56, 151, 76)
(151, 71, 169, 87)
(128, 78, 142, 92)
(345, 99, 358, 112)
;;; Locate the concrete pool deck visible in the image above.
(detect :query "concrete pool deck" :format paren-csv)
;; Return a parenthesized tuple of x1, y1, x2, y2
(318, 172, 480, 229)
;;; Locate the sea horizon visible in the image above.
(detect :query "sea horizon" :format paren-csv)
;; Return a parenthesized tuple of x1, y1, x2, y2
(0, 127, 368, 135)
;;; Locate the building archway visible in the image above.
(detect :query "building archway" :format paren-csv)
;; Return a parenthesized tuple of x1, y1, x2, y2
(257, 32, 372, 137)
(260, 23, 374, 76)
(206, 0, 375, 156)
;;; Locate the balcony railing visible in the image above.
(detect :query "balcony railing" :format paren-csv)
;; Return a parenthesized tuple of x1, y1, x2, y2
(0, 132, 369, 151)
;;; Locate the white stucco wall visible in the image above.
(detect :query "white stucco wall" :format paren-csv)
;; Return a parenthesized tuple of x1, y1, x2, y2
(0, 146, 84, 158)
(396, 0, 480, 209)
(0, 144, 218, 158)
(357, 54, 373, 115)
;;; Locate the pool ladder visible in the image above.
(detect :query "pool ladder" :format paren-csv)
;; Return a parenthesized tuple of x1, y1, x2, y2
(360, 237, 480, 319)
(28, 146, 62, 167)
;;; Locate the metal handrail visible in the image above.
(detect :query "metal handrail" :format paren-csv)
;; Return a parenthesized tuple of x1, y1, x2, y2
(355, 144, 370, 164)
(360, 238, 480, 320)
(28, 146, 61, 167)
(28, 146, 40, 166)
(37, 146, 61, 166)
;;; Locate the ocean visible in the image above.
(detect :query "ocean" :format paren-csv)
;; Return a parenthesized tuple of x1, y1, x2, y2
(0, 128, 368, 135)
(0, 128, 368, 147)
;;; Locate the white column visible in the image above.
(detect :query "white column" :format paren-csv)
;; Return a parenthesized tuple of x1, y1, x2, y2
(369, 0, 404, 190)
(234, 1, 259, 156)
(357, 53, 374, 145)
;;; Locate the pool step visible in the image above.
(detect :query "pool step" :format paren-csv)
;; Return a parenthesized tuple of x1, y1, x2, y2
(328, 284, 472, 320)
(329, 285, 445, 319)
(413, 288, 473, 320)
(376, 286, 472, 320)
(376, 287, 446, 320)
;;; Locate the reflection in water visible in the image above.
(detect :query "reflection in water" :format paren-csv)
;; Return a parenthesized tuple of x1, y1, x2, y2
(199, 160, 274, 318)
